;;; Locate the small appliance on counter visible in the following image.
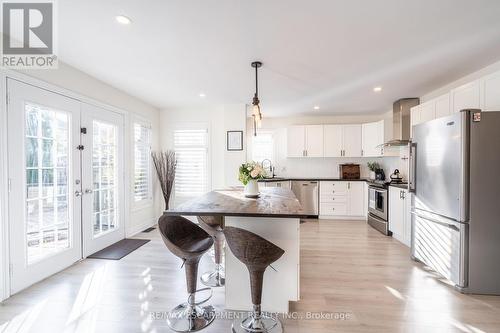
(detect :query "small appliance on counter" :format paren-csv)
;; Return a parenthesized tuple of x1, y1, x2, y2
(389, 169, 403, 184)
(375, 168, 385, 181)
(339, 164, 360, 180)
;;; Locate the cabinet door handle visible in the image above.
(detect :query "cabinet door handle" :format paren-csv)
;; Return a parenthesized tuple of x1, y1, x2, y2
(332, 190, 335, 193)
(332, 198, 335, 201)
(332, 207, 335, 211)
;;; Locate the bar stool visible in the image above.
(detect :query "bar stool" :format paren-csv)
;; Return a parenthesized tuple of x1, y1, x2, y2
(158, 215, 216, 332)
(223, 226, 285, 333)
(197, 216, 225, 287)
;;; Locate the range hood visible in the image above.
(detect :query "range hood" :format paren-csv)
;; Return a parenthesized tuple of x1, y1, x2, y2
(383, 98, 420, 147)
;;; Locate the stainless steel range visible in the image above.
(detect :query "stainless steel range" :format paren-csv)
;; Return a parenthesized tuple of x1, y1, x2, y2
(367, 182, 390, 235)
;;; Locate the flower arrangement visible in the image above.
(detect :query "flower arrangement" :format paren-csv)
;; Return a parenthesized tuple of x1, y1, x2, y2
(238, 162, 266, 185)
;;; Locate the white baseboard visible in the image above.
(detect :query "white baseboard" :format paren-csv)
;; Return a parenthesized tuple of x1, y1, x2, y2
(126, 217, 157, 238)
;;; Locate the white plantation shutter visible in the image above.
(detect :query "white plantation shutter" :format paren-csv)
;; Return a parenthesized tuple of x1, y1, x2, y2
(252, 132, 274, 162)
(174, 128, 208, 197)
(134, 123, 152, 202)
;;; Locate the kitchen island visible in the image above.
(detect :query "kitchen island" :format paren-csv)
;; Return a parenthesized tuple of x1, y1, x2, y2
(164, 187, 306, 313)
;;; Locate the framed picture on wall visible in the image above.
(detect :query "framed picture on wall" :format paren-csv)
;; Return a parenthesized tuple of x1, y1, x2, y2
(227, 130, 243, 151)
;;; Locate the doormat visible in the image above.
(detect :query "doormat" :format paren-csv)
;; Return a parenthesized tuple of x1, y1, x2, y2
(143, 227, 156, 233)
(87, 239, 150, 260)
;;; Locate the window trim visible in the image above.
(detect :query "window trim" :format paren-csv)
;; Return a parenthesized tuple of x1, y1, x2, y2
(131, 117, 153, 209)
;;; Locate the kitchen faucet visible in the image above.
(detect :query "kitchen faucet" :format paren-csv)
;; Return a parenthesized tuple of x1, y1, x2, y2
(261, 159, 275, 178)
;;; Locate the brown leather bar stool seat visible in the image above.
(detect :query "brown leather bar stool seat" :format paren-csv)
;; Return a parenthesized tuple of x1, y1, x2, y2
(224, 226, 285, 333)
(197, 216, 225, 287)
(158, 215, 216, 332)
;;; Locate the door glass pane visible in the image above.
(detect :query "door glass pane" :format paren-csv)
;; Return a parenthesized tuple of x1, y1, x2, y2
(92, 121, 118, 237)
(25, 103, 71, 264)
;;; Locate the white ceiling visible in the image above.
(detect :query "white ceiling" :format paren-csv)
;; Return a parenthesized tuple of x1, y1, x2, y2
(59, 0, 500, 116)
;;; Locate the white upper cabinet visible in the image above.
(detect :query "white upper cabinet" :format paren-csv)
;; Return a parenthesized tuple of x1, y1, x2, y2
(435, 93, 451, 119)
(342, 125, 362, 157)
(411, 93, 451, 137)
(323, 124, 362, 157)
(305, 125, 324, 157)
(480, 71, 500, 111)
(343, 124, 362, 157)
(361, 120, 384, 157)
(451, 80, 480, 113)
(419, 100, 436, 123)
(323, 125, 343, 157)
(287, 125, 323, 157)
(287, 126, 306, 157)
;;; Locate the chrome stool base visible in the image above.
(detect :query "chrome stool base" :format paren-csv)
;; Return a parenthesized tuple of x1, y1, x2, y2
(231, 312, 282, 333)
(167, 304, 216, 332)
(201, 264, 225, 287)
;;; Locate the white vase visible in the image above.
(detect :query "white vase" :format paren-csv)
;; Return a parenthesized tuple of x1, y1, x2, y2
(370, 171, 376, 180)
(244, 179, 259, 197)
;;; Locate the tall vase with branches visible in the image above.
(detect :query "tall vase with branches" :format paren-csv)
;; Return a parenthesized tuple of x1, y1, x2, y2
(152, 151, 177, 210)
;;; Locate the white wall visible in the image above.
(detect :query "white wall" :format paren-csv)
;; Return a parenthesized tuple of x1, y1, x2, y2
(159, 104, 247, 205)
(0, 62, 161, 301)
(16, 62, 163, 236)
(246, 111, 408, 180)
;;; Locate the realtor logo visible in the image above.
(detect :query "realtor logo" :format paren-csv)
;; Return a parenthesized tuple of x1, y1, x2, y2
(2, 0, 57, 68)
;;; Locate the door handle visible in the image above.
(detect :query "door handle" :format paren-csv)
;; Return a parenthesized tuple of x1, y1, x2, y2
(85, 189, 93, 194)
(411, 211, 460, 231)
(409, 142, 417, 193)
(75, 190, 83, 197)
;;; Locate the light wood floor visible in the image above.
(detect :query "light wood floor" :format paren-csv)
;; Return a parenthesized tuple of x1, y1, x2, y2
(1, 219, 500, 333)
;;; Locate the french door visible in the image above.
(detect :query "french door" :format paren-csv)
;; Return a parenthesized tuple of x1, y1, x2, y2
(7, 79, 125, 294)
(80, 103, 124, 257)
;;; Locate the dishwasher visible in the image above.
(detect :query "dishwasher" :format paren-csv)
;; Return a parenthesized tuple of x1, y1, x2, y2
(291, 181, 319, 216)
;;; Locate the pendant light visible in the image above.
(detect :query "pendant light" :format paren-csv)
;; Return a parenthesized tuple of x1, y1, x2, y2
(251, 61, 263, 136)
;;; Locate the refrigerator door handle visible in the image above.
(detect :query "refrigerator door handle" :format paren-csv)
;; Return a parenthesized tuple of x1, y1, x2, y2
(408, 142, 417, 193)
(411, 211, 460, 231)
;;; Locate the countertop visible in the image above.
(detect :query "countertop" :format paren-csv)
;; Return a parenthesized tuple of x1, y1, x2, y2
(260, 177, 409, 189)
(163, 187, 307, 218)
(259, 177, 370, 182)
(387, 183, 409, 189)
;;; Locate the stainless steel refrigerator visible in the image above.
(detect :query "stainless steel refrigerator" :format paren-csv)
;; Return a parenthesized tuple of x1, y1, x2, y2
(409, 109, 500, 295)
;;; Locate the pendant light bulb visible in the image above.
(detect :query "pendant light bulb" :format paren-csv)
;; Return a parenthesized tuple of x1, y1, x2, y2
(252, 104, 260, 117)
(251, 61, 263, 135)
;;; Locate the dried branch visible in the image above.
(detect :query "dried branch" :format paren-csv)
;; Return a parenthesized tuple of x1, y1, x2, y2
(151, 150, 177, 210)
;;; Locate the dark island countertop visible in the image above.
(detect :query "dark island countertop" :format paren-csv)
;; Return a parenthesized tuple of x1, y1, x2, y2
(164, 187, 307, 218)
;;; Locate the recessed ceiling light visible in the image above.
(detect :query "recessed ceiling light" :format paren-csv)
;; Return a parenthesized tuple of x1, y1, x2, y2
(313, 106, 320, 110)
(199, 92, 206, 98)
(115, 15, 132, 25)
(373, 86, 383, 92)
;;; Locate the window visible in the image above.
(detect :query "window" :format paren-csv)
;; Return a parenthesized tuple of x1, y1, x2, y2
(251, 131, 274, 163)
(174, 128, 208, 197)
(133, 123, 152, 202)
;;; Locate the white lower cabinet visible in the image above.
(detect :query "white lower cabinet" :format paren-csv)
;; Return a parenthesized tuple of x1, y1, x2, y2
(388, 187, 411, 247)
(319, 181, 365, 219)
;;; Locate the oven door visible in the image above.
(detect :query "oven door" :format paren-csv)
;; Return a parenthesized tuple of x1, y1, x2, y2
(368, 186, 388, 221)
